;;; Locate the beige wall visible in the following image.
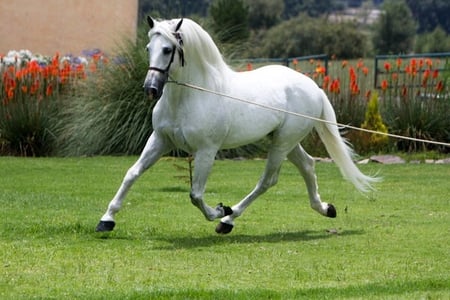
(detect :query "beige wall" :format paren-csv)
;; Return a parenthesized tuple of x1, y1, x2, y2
(0, 0, 138, 56)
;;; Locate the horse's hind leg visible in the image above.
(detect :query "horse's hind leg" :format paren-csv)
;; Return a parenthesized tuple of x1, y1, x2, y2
(96, 132, 172, 232)
(287, 144, 336, 218)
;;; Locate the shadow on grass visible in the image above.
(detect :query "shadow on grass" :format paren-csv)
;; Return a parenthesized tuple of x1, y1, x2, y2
(90, 277, 450, 299)
(150, 229, 365, 250)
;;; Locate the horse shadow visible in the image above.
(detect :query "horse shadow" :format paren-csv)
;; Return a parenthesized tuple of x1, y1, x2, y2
(151, 228, 365, 250)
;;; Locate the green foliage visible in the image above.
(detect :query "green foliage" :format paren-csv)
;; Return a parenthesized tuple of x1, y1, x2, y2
(380, 86, 450, 153)
(414, 26, 450, 53)
(252, 15, 368, 58)
(406, 0, 450, 33)
(1, 157, 450, 298)
(58, 32, 152, 156)
(372, 0, 416, 54)
(210, 0, 250, 44)
(282, 0, 341, 18)
(355, 91, 389, 153)
(246, 0, 284, 29)
(0, 97, 59, 156)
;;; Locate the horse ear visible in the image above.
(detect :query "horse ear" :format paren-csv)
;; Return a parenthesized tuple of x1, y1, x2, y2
(175, 18, 183, 32)
(147, 16, 154, 29)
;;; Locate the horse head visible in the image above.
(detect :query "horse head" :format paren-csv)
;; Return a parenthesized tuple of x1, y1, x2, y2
(143, 16, 185, 100)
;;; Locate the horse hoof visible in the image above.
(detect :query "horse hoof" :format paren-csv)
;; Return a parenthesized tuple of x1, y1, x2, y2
(326, 204, 337, 218)
(215, 222, 234, 234)
(96, 220, 115, 232)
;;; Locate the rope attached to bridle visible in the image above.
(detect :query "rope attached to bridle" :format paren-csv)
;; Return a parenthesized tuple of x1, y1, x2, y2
(167, 80, 450, 148)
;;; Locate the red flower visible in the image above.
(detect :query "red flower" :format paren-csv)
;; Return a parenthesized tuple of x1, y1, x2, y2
(322, 75, 330, 90)
(381, 80, 388, 91)
(384, 62, 391, 72)
(396, 58, 402, 69)
(329, 79, 340, 94)
(436, 81, 444, 92)
(46, 84, 53, 96)
(362, 67, 369, 76)
(432, 70, 439, 79)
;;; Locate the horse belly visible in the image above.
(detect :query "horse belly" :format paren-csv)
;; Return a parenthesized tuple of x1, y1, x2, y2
(222, 104, 283, 149)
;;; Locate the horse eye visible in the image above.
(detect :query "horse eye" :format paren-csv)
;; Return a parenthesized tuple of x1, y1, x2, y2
(162, 47, 172, 55)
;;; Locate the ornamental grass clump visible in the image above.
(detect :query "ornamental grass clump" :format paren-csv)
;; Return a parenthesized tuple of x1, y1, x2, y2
(58, 34, 151, 156)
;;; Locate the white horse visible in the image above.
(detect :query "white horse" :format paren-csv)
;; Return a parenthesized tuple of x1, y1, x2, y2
(96, 17, 377, 234)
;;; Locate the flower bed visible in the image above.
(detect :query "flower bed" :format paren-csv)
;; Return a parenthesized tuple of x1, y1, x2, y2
(0, 49, 107, 156)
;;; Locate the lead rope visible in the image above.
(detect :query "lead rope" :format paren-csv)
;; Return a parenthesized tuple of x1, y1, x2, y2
(168, 80, 450, 148)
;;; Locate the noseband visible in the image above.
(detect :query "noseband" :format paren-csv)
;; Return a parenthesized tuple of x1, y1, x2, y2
(148, 32, 185, 75)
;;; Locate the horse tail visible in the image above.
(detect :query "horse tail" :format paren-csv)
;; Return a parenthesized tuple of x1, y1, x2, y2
(314, 91, 379, 192)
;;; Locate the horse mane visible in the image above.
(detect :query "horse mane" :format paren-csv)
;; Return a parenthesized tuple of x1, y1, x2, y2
(150, 18, 233, 89)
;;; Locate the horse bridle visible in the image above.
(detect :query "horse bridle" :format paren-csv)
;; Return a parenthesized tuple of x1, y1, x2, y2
(148, 32, 185, 76)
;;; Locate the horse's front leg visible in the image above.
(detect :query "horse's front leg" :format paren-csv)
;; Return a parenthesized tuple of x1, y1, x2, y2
(190, 149, 233, 221)
(96, 132, 172, 232)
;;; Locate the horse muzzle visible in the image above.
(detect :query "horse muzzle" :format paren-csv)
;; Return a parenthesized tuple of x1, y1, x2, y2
(143, 71, 167, 101)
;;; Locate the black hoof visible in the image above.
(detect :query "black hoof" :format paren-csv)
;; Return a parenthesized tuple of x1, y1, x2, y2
(326, 204, 337, 218)
(215, 222, 234, 234)
(95, 220, 116, 232)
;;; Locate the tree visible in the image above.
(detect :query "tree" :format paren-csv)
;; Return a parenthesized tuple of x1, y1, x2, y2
(282, 0, 339, 19)
(372, 0, 416, 54)
(246, 0, 284, 29)
(253, 14, 367, 58)
(415, 26, 450, 53)
(406, 0, 450, 34)
(210, 0, 250, 44)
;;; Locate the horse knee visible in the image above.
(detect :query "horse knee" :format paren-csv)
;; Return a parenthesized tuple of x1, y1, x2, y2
(190, 191, 202, 207)
(124, 166, 143, 184)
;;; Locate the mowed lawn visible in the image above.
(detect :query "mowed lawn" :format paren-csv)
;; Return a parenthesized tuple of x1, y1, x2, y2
(0, 156, 449, 299)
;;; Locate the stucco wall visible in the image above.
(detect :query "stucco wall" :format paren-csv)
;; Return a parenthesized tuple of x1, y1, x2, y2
(0, 0, 138, 55)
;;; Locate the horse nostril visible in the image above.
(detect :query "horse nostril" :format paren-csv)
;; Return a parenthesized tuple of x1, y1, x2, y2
(149, 87, 158, 98)
(144, 86, 159, 99)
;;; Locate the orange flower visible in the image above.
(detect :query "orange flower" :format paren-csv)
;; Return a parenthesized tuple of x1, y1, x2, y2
(432, 70, 439, 79)
(422, 69, 430, 87)
(436, 80, 444, 92)
(401, 85, 407, 97)
(391, 72, 398, 81)
(356, 59, 364, 69)
(362, 67, 369, 76)
(322, 75, 330, 90)
(349, 66, 357, 83)
(315, 66, 326, 75)
(329, 79, 340, 94)
(384, 62, 391, 72)
(341, 60, 348, 68)
(246, 63, 253, 71)
(46, 84, 53, 96)
(7, 87, 14, 100)
(351, 81, 360, 95)
(396, 58, 402, 69)
(381, 79, 388, 91)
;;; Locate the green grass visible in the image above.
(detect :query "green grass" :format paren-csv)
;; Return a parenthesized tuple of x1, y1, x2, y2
(1, 156, 449, 299)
